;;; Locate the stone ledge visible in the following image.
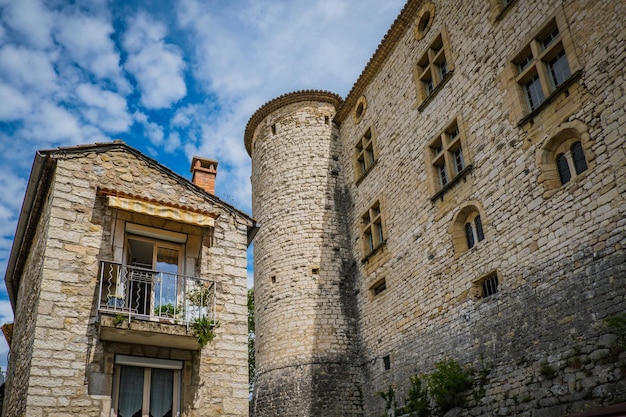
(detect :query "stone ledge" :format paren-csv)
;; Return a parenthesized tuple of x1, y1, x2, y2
(98, 313, 200, 350)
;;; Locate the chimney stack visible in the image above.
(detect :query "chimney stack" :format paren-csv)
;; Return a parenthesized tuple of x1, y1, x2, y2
(190, 156, 218, 194)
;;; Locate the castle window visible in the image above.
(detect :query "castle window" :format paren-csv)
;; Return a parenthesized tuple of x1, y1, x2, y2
(471, 271, 499, 299)
(556, 153, 571, 185)
(361, 200, 385, 257)
(571, 141, 588, 174)
(382, 355, 391, 371)
(415, 30, 454, 110)
(537, 122, 593, 197)
(354, 96, 367, 124)
(490, 0, 519, 21)
(354, 127, 378, 183)
(480, 274, 499, 298)
(555, 141, 588, 185)
(512, 18, 576, 116)
(414, 1, 435, 41)
(428, 119, 471, 199)
(464, 214, 484, 250)
(451, 203, 487, 256)
(370, 278, 387, 296)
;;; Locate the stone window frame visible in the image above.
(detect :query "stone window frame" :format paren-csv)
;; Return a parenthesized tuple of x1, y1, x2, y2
(489, 0, 519, 21)
(112, 354, 183, 416)
(354, 95, 367, 124)
(414, 27, 455, 111)
(414, 1, 435, 41)
(536, 120, 595, 198)
(427, 117, 472, 201)
(354, 126, 379, 184)
(471, 270, 500, 300)
(510, 11, 582, 125)
(450, 201, 488, 257)
(360, 199, 386, 261)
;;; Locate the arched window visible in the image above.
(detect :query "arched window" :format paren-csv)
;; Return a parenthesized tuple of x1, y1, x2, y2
(464, 215, 485, 249)
(537, 122, 594, 197)
(556, 153, 571, 185)
(571, 141, 588, 175)
(451, 202, 487, 256)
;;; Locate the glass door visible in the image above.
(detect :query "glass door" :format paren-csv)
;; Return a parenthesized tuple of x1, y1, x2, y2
(126, 236, 182, 317)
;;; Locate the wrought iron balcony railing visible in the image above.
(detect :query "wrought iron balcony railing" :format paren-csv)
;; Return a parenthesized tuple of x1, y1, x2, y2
(98, 261, 216, 327)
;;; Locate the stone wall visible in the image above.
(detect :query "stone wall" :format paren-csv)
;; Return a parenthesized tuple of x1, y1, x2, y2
(336, 0, 626, 415)
(4, 146, 250, 416)
(247, 0, 625, 416)
(1, 180, 51, 417)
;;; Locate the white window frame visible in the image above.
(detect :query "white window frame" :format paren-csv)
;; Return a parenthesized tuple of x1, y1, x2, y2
(112, 355, 182, 417)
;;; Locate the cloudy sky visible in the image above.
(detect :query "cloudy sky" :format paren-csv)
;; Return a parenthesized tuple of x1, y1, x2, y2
(0, 0, 405, 371)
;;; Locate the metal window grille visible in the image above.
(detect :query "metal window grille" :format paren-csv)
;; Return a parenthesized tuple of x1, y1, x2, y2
(481, 275, 499, 298)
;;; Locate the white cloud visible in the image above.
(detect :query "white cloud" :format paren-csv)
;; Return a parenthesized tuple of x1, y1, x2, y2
(0, 0, 53, 48)
(19, 101, 83, 144)
(164, 131, 181, 154)
(123, 13, 187, 109)
(133, 111, 164, 147)
(0, 82, 31, 120)
(54, 13, 129, 92)
(176, 0, 404, 100)
(0, 45, 58, 93)
(76, 83, 132, 132)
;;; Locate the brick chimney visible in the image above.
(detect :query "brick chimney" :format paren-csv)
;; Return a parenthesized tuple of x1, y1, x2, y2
(190, 156, 218, 194)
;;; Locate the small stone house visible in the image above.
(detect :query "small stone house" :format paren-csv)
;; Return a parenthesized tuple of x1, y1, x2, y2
(3, 142, 255, 417)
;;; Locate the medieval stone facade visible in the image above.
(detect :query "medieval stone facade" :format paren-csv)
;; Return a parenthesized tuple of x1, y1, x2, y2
(246, 0, 626, 416)
(3, 142, 254, 416)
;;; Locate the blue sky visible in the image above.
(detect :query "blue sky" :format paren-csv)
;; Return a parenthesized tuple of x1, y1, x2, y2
(0, 0, 405, 371)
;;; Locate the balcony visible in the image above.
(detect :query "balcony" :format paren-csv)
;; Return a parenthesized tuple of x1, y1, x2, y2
(97, 261, 216, 350)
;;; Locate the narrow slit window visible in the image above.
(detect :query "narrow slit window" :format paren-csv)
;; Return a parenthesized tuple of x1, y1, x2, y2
(556, 153, 571, 185)
(383, 355, 391, 371)
(475, 215, 484, 242)
(571, 141, 588, 175)
(465, 223, 475, 249)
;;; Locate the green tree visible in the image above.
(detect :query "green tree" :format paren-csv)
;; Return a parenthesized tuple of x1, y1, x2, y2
(248, 288, 255, 393)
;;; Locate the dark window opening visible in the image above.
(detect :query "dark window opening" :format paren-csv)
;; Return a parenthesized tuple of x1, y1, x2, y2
(465, 223, 475, 249)
(383, 355, 391, 371)
(556, 153, 571, 185)
(475, 215, 484, 242)
(372, 279, 387, 296)
(571, 141, 588, 175)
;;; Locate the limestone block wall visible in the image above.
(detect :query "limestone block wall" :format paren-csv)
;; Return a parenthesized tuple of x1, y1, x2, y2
(249, 95, 363, 416)
(335, 0, 625, 415)
(1, 186, 51, 417)
(3, 146, 250, 417)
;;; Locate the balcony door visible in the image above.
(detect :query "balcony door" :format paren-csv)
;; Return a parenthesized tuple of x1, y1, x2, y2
(126, 236, 182, 316)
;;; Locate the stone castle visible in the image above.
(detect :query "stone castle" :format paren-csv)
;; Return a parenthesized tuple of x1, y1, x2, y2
(245, 0, 626, 416)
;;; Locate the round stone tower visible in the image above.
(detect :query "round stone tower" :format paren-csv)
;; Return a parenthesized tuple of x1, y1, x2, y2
(245, 91, 362, 416)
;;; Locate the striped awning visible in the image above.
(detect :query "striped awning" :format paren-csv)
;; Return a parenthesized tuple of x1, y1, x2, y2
(107, 195, 215, 227)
